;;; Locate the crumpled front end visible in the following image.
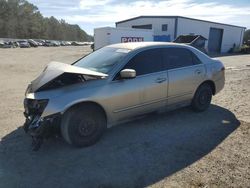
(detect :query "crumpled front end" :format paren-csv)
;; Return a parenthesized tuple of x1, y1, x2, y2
(22, 61, 108, 150)
(23, 98, 61, 140)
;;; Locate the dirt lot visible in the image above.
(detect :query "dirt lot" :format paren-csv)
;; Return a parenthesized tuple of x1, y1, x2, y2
(0, 47, 249, 188)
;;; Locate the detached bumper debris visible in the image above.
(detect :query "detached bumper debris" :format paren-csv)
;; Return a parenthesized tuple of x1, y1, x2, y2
(23, 99, 61, 150)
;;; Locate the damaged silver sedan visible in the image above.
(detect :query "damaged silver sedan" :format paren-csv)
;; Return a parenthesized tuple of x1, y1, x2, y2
(23, 42, 225, 150)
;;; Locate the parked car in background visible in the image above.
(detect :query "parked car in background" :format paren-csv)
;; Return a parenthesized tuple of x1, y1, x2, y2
(12, 41, 19, 47)
(23, 42, 225, 150)
(71, 41, 86, 46)
(0, 41, 11, 48)
(6, 41, 19, 48)
(34, 39, 45, 46)
(18, 40, 31, 48)
(28, 39, 38, 47)
(44, 40, 54, 47)
(0, 41, 14, 48)
(60, 41, 66, 46)
(0, 41, 4, 48)
(50, 40, 60, 46)
(65, 41, 72, 46)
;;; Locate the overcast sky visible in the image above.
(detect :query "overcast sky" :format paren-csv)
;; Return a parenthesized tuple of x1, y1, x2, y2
(29, 0, 250, 35)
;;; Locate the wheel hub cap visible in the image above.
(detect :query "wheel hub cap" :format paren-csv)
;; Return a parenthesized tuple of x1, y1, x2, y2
(78, 119, 96, 136)
(199, 91, 209, 105)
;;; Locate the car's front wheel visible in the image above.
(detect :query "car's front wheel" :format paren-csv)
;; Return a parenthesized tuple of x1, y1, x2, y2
(61, 104, 106, 147)
(191, 83, 212, 112)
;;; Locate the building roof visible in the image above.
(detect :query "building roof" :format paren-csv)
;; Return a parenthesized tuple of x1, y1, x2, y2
(116, 16, 246, 29)
(108, 41, 191, 50)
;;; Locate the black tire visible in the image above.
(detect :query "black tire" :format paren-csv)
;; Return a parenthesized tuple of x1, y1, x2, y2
(191, 83, 212, 112)
(61, 104, 106, 147)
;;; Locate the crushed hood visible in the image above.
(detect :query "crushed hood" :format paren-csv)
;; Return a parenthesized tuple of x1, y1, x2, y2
(30, 61, 108, 92)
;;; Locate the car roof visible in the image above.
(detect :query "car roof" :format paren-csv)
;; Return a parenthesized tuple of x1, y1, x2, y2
(108, 42, 190, 50)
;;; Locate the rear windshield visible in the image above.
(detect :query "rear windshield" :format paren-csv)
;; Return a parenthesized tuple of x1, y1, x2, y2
(74, 47, 129, 74)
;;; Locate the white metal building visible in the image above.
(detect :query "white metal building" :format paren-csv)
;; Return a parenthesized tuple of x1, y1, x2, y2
(116, 16, 246, 53)
(94, 27, 153, 50)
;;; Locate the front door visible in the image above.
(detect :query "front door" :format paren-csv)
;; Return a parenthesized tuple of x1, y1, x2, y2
(109, 48, 168, 122)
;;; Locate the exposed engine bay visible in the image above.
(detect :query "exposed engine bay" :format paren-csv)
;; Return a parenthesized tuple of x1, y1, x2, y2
(27, 61, 107, 93)
(37, 73, 86, 92)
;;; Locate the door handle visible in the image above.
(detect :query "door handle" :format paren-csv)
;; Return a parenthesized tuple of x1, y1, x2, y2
(195, 69, 202, 74)
(155, 77, 167, 83)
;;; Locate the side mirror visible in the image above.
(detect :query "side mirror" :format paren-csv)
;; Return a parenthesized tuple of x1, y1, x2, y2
(120, 69, 136, 79)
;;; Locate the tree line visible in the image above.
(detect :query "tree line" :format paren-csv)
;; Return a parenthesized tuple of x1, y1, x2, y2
(0, 0, 93, 41)
(244, 29, 250, 43)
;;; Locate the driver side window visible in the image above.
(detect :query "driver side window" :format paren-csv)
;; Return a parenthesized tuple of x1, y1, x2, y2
(124, 48, 163, 76)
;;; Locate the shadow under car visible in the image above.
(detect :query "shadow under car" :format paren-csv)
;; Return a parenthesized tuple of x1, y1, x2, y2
(0, 104, 240, 188)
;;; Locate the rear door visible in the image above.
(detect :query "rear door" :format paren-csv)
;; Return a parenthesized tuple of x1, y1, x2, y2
(163, 47, 206, 106)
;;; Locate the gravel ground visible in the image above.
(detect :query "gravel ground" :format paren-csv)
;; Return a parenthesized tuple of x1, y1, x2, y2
(0, 47, 249, 188)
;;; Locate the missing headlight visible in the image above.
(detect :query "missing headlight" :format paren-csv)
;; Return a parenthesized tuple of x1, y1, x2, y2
(24, 99, 49, 116)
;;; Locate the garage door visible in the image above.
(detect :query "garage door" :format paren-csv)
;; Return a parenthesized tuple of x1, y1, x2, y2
(208, 28, 223, 53)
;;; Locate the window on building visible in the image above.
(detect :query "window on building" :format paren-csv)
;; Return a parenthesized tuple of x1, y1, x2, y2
(132, 24, 152, 29)
(162, 24, 168, 31)
(124, 48, 163, 76)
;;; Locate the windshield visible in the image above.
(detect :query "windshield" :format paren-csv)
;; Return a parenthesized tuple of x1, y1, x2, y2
(74, 47, 129, 74)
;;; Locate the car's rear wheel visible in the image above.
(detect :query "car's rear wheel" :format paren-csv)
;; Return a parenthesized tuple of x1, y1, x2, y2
(191, 83, 212, 112)
(61, 104, 106, 147)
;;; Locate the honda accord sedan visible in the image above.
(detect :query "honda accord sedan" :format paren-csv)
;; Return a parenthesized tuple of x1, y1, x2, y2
(23, 42, 225, 150)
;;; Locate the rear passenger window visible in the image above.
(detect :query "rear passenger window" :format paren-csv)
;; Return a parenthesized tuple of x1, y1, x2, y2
(124, 48, 163, 76)
(163, 48, 201, 69)
(163, 48, 193, 69)
(192, 53, 202, 65)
